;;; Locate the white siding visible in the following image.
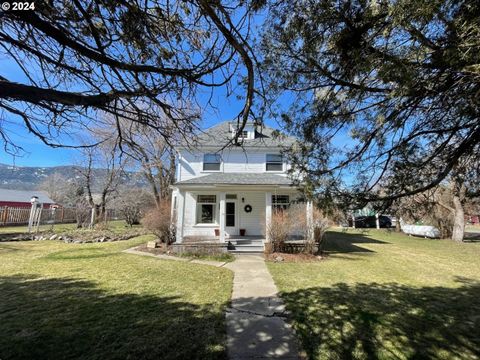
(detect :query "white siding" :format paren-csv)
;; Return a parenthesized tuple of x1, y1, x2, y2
(177, 148, 289, 181)
(237, 192, 265, 236)
(181, 190, 300, 239)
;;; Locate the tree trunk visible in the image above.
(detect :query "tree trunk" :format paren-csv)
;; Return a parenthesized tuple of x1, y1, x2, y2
(142, 167, 161, 208)
(450, 174, 466, 242)
(395, 215, 401, 232)
(451, 193, 465, 242)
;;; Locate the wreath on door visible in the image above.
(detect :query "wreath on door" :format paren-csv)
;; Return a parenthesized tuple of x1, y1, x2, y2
(244, 205, 252, 213)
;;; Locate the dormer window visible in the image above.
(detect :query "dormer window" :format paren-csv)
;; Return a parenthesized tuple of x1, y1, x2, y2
(203, 153, 221, 171)
(232, 129, 250, 139)
(230, 122, 254, 140)
(238, 130, 249, 139)
(266, 154, 283, 171)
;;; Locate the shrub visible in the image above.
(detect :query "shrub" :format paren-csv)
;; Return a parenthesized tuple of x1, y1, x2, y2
(75, 200, 91, 228)
(115, 188, 155, 227)
(265, 210, 292, 253)
(310, 209, 330, 254)
(141, 202, 175, 245)
(265, 204, 331, 255)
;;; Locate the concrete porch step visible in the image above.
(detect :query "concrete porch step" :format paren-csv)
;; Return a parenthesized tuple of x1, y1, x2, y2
(228, 244, 264, 254)
(228, 239, 264, 245)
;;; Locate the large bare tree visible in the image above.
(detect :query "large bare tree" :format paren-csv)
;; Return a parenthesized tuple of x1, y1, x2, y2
(122, 124, 177, 207)
(0, 0, 258, 155)
(76, 138, 128, 221)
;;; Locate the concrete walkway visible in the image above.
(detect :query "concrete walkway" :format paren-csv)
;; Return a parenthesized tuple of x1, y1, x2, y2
(225, 255, 300, 359)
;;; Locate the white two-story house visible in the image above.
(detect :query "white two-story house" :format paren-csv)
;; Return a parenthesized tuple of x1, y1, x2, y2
(171, 121, 310, 245)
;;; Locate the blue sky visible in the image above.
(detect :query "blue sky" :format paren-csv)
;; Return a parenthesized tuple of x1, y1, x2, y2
(0, 9, 351, 169)
(0, 56, 280, 167)
(0, 7, 292, 168)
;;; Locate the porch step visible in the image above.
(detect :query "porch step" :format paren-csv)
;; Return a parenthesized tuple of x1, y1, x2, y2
(227, 243, 264, 254)
(228, 239, 264, 246)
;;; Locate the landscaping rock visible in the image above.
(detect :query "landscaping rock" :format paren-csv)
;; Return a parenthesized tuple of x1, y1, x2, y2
(49, 234, 58, 240)
(274, 256, 284, 262)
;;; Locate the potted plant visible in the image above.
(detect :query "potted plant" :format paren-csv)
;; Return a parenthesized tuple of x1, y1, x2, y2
(240, 228, 246, 236)
(214, 228, 220, 236)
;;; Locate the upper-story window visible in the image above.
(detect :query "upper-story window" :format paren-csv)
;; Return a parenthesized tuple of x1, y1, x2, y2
(203, 153, 221, 171)
(266, 154, 283, 171)
(238, 130, 249, 139)
(232, 129, 250, 139)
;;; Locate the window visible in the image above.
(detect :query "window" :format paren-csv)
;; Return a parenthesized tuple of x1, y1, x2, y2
(196, 195, 217, 224)
(226, 194, 237, 199)
(232, 128, 249, 139)
(266, 154, 283, 171)
(203, 153, 221, 171)
(272, 195, 290, 210)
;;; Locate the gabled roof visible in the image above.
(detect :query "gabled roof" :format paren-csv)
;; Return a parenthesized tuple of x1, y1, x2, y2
(175, 173, 293, 186)
(0, 188, 54, 204)
(178, 121, 297, 149)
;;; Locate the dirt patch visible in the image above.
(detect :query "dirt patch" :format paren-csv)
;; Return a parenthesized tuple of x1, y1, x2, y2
(133, 244, 234, 263)
(265, 252, 328, 262)
(135, 243, 171, 255)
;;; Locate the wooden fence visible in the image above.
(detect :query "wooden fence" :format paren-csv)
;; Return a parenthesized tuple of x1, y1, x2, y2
(0, 206, 122, 226)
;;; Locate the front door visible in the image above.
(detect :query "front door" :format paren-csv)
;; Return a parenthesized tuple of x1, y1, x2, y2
(225, 201, 237, 237)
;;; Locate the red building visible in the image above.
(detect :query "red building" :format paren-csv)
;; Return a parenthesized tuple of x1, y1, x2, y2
(0, 189, 55, 208)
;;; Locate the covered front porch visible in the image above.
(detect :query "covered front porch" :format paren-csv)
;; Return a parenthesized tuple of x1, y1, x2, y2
(181, 235, 266, 253)
(172, 185, 314, 248)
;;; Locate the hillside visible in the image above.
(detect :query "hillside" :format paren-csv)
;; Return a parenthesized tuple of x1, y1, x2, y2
(0, 163, 146, 191)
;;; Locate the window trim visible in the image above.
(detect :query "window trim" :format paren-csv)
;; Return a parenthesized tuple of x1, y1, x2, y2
(272, 195, 290, 210)
(266, 154, 284, 172)
(202, 153, 222, 172)
(231, 128, 250, 139)
(195, 194, 218, 225)
(238, 130, 249, 139)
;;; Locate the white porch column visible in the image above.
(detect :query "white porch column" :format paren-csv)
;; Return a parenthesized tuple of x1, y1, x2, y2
(170, 191, 177, 222)
(175, 190, 185, 243)
(219, 192, 226, 242)
(265, 192, 272, 242)
(375, 213, 380, 229)
(306, 200, 314, 241)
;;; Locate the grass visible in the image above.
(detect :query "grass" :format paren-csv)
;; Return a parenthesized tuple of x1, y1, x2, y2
(0, 220, 134, 234)
(0, 235, 233, 359)
(267, 228, 480, 360)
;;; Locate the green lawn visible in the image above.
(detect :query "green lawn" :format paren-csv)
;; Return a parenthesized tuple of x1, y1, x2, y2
(267, 229, 480, 360)
(0, 236, 233, 359)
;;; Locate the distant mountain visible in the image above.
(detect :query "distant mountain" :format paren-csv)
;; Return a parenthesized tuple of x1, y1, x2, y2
(0, 163, 147, 191)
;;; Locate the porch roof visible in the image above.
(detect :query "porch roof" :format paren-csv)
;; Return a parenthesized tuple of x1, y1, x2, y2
(174, 173, 294, 186)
